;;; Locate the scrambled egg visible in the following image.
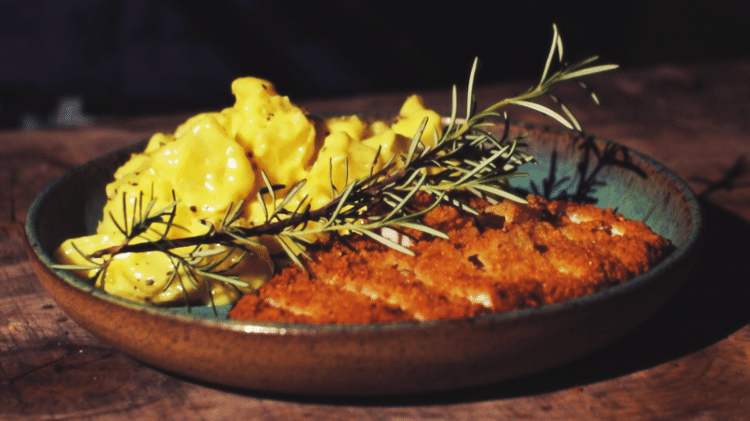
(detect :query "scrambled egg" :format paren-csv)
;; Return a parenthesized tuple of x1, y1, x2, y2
(55, 77, 442, 305)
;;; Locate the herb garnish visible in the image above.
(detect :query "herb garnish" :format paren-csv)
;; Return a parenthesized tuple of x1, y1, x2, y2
(54, 25, 617, 308)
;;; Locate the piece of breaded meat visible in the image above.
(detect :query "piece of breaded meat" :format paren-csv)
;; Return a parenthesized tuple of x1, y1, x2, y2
(229, 195, 672, 323)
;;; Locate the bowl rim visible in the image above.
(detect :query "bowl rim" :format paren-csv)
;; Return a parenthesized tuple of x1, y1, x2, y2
(24, 122, 704, 336)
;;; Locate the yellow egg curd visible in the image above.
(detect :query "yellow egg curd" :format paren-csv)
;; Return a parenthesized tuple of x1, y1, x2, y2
(55, 77, 443, 306)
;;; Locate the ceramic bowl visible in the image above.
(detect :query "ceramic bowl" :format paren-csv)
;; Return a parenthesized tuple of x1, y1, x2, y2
(24, 122, 702, 395)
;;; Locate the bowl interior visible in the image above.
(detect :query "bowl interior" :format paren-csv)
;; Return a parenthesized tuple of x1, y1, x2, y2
(27, 124, 702, 318)
(511, 125, 700, 248)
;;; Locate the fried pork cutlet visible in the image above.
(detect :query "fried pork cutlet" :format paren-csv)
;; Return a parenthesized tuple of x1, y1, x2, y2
(228, 196, 672, 324)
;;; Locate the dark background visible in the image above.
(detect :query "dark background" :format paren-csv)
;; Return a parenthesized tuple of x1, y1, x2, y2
(1, 0, 748, 129)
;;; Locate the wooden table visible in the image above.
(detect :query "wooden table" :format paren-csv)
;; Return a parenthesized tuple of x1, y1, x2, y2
(2, 60, 750, 420)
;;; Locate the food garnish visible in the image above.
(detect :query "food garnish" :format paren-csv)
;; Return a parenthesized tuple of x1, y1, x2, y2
(53, 25, 620, 312)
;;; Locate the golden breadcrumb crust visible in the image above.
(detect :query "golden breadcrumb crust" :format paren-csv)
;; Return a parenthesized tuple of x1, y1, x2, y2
(229, 195, 672, 323)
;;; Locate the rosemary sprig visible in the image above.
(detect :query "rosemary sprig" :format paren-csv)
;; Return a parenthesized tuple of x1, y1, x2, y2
(56, 25, 618, 305)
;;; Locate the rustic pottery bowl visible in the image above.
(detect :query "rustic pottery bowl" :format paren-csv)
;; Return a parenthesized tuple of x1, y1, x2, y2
(24, 122, 702, 395)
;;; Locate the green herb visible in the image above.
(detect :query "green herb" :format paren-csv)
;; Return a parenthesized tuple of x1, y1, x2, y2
(55, 24, 617, 308)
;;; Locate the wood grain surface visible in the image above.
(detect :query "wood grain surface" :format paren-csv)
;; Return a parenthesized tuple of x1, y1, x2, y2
(2, 60, 750, 420)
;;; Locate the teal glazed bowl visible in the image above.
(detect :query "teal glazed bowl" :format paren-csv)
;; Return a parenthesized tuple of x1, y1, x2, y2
(24, 122, 702, 395)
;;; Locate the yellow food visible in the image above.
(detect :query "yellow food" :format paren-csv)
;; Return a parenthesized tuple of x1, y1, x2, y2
(55, 77, 443, 305)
